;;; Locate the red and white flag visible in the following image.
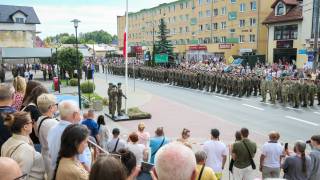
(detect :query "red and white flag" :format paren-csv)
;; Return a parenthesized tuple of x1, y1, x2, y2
(123, 31, 126, 57)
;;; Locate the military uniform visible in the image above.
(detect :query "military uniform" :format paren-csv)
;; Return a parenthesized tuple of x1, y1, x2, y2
(260, 78, 267, 102)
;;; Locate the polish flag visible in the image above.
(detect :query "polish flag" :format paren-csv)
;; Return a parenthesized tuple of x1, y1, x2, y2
(123, 31, 126, 57)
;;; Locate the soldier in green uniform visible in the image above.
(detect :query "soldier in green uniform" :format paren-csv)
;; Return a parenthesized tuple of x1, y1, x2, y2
(260, 76, 267, 102)
(308, 79, 317, 106)
(293, 79, 301, 108)
(117, 83, 127, 116)
(108, 83, 113, 114)
(281, 77, 290, 106)
(301, 79, 309, 107)
(110, 85, 118, 118)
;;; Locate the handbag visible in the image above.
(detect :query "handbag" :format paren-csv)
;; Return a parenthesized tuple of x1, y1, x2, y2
(242, 141, 256, 169)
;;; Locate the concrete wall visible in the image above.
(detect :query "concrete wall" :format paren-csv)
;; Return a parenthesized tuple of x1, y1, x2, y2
(0, 30, 35, 48)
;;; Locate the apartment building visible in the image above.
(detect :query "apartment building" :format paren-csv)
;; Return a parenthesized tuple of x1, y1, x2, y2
(117, 0, 273, 62)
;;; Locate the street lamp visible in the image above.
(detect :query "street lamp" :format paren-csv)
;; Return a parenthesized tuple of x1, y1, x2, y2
(71, 19, 81, 109)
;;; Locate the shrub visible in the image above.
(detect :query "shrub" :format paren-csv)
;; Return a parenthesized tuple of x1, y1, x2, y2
(69, 78, 78, 86)
(80, 81, 95, 93)
(102, 97, 109, 106)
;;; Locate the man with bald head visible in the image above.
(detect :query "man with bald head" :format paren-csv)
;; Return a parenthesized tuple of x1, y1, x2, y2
(153, 142, 196, 180)
(0, 157, 23, 180)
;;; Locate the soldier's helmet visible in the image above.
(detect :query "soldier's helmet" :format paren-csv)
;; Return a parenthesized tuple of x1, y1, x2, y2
(117, 82, 122, 86)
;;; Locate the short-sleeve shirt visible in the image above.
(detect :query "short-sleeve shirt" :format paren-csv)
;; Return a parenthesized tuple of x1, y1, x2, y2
(195, 164, 217, 180)
(203, 140, 228, 173)
(232, 138, 257, 169)
(149, 136, 169, 164)
(81, 119, 99, 137)
(261, 142, 283, 168)
(107, 138, 127, 153)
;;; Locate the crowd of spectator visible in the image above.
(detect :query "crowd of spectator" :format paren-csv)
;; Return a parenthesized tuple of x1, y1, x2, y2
(0, 76, 320, 180)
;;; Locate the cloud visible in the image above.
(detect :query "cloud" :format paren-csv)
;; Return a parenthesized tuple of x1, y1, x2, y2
(35, 4, 124, 38)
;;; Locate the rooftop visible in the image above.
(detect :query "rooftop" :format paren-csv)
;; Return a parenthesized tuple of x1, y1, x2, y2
(0, 4, 40, 24)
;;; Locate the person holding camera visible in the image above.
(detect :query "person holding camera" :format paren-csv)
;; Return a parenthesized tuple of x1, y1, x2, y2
(282, 141, 312, 180)
(309, 135, 320, 180)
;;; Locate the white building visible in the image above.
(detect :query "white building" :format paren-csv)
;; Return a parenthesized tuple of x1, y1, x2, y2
(0, 5, 41, 48)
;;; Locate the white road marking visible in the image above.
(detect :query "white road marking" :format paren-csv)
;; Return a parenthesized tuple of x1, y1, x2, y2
(214, 96, 229, 100)
(314, 112, 320, 115)
(285, 116, 319, 126)
(262, 102, 273, 105)
(242, 104, 264, 111)
(286, 107, 303, 111)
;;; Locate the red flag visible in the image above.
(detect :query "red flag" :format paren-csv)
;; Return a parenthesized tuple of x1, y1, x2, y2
(123, 32, 126, 57)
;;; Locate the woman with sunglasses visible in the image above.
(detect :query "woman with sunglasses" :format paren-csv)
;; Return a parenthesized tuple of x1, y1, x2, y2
(1, 111, 45, 180)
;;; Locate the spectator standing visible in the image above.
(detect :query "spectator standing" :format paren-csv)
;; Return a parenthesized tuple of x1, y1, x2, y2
(89, 155, 127, 180)
(97, 115, 110, 150)
(35, 93, 58, 179)
(177, 128, 192, 148)
(21, 80, 41, 109)
(47, 101, 91, 172)
(282, 141, 312, 180)
(0, 84, 16, 150)
(1, 112, 45, 179)
(259, 131, 284, 179)
(12, 76, 26, 111)
(136, 122, 150, 146)
(0, 157, 23, 180)
(232, 128, 257, 180)
(53, 124, 89, 180)
(22, 85, 48, 151)
(203, 129, 227, 180)
(118, 148, 140, 180)
(195, 151, 217, 180)
(149, 127, 169, 164)
(81, 109, 100, 144)
(127, 132, 148, 165)
(153, 142, 196, 180)
(107, 128, 126, 153)
(229, 131, 242, 173)
(309, 135, 320, 180)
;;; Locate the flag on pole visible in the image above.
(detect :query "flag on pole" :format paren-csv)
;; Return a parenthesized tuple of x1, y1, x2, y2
(123, 31, 127, 57)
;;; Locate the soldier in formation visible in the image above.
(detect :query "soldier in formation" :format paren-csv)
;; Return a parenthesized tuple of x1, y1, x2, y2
(107, 64, 320, 108)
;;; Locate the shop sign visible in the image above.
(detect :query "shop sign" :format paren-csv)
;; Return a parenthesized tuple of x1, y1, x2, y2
(219, 44, 232, 49)
(240, 48, 253, 53)
(131, 46, 143, 53)
(226, 38, 239, 43)
(189, 45, 207, 51)
(155, 54, 168, 63)
(276, 40, 293, 48)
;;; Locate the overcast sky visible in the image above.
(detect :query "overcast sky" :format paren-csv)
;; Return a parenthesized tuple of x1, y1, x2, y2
(1, 0, 174, 38)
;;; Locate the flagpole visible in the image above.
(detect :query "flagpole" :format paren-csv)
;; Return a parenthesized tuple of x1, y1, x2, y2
(125, 0, 128, 114)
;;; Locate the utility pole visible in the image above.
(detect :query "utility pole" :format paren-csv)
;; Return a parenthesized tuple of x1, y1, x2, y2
(313, 0, 320, 71)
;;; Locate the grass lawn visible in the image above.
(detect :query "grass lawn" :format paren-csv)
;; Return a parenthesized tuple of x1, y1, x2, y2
(82, 93, 103, 101)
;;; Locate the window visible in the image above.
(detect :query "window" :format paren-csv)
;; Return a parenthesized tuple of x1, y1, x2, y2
(173, 16, 176, 22)
(250, 1, 256, 11)
(230, 0, 236, 4)
(212, 23, 218, 30)
(180, 27, 183, 33)
(207, 0, 211, 3)
(221, 21, 227, 29)
(180, 15, 184, 21)
(199, 25, 204, 31)
(173, 28, 176, 34)
(168, 17, 171, 24)
(15, 17, 24, 23)
(199, 11, 203, 18)
(274, 25, 298, 40)
(206, 24, 211, 30)
(230, 28, 236, 33)
(206, 10, 211, 17)
(249, 34, 256, 42)
(240, 3, 246, 12)
(239, 35, 245, 43)
(204, 37, 211, 44)
(185, 2, 188, 8)
(185, 26, 189, 33)
(180, 3, 184, 9)
(276, 2, 285, 16)
(239, 19, 245, 27)
(221, 36, 226, 43)
(173, 5, 176, 12)
(213, 9, 219, 16)
(250, 18, 256, 26)
(185, 14, 189, 20)
(221, 7, 226, 15)
(213, 37, 219, 43)
(199, 0, 203, 5)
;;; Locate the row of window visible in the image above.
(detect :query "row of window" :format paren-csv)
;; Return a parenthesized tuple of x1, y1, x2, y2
(198, 18, 256, 32)
(129, 34, 256, 44)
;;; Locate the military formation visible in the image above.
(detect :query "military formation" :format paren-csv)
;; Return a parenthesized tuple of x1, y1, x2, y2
(107, 64, 320, 108)
(108, 82, 127, 119)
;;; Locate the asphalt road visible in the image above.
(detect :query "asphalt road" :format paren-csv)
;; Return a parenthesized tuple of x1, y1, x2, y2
(96, 72, 320, 144)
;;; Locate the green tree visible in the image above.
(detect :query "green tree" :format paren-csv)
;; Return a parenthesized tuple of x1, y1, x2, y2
(58, 47, 83, 78)
(155, 18, 174, 66)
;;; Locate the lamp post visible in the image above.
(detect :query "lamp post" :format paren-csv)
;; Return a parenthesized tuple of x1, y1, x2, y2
(71, 19, 81, 109)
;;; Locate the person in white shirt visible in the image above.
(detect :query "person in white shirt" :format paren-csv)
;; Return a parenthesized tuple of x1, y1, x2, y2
(259, 131, 284, 179)
(47, 100, 91, 173)
(127, 132, 148, 165)
(203, 128, 228, 180)
(107, 128, 126, 153)
(35, 93, 58, 180)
